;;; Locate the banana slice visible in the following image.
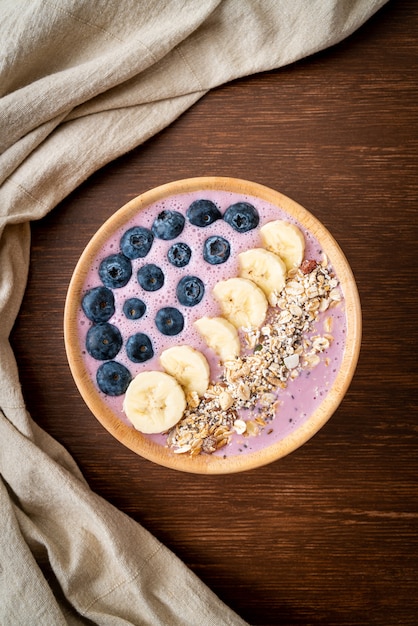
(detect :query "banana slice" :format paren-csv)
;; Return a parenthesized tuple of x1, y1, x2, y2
(260, 220, 305, 271)
(194, 316, 241, 362)
(160, 345, 210, 397)
(238, 247, 287, 305)
(123, 371, 186, 434)
(213, 277, 268, 329)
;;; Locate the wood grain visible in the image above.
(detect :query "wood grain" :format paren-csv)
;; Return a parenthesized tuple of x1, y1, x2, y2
(10, 1, 418, 624)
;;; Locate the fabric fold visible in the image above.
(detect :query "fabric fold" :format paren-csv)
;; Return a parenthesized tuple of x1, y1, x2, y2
(0, 410, 248, 625)
(0, 0, 221, 151)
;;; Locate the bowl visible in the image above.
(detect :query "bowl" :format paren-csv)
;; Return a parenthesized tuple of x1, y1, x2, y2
(64, 177, 361, 474)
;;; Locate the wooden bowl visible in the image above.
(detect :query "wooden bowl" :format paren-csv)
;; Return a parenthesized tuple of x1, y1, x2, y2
(64, 177, 361, 474)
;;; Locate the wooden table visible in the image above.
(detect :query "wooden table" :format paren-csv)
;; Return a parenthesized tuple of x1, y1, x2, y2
(11, 2, 418, 624)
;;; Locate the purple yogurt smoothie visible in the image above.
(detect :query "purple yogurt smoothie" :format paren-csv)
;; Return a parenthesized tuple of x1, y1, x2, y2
(78, 189, 346, 456)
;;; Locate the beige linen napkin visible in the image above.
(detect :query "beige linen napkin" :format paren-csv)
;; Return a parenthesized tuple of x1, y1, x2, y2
(0, 1, 387, 624)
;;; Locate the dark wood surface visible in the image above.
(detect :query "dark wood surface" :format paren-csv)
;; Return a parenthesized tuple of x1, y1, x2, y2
(10, 2, 418, 625)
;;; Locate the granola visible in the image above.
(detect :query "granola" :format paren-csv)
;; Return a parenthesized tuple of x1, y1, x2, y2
(166, 257, 342, 455)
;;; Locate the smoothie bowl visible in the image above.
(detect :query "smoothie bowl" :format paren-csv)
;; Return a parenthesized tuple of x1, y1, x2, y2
(64, 177, 361, 474)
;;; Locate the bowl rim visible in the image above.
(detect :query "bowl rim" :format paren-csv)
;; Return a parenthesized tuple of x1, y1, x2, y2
(64, 176, 362, 474)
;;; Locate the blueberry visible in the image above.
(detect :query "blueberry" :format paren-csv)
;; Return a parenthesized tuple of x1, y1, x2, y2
(137, 264, 164, 291)
(186, 199, 222, 227)
(176, 276, 205, 307)
(96, 361, 132, 396)
(123, 297, 146, 320)
(151, 210, 185, 240)
(203, 235, 231, 265)
(167, 242, 192, 268)
(120, 226, 153, 259)
(82, 286, 115, 323)
(99, 253, 132, 289)
(223, 202, 259, 233)
(126, 332, 154, 363)
(86, 323, 122, 360)
(155, 307, 184, 336)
